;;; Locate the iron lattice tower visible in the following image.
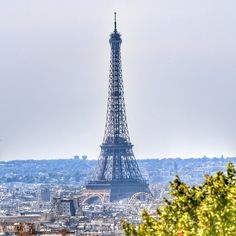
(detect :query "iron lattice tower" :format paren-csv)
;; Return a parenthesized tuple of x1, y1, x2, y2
(86, 13, 149, 201)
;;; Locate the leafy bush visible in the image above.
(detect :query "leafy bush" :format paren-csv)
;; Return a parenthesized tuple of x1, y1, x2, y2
(122, 163, 236, 236)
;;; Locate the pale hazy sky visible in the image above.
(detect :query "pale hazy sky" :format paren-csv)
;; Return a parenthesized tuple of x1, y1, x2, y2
(0, 1, 236, 160)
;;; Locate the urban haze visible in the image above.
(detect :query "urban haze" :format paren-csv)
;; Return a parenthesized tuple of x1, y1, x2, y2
(0, 1, 236, 160)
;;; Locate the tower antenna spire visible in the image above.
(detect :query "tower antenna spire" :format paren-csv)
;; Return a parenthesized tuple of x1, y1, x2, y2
(114, 12, 117, 32)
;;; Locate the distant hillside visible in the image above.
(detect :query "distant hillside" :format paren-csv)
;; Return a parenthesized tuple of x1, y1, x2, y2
(0, 157, 235, 185)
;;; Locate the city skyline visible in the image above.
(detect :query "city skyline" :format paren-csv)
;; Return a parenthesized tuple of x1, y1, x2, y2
(0, 1, 236, 160)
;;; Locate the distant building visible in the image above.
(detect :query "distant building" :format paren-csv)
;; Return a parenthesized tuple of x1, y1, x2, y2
(82, 155, 87, 161)
(51, 197, 76, 217)
(74, 155, 80, 160)
(41, 188, 50, 202)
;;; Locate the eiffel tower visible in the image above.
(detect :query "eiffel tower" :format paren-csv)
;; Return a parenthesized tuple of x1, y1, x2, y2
(86, 13, 150, 201)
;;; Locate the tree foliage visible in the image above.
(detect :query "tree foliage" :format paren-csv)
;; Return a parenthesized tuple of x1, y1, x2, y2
(122, 163, 236, 236)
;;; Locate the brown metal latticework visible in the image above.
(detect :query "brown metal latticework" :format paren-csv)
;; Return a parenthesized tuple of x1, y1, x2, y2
(86, 13, 150, 201)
